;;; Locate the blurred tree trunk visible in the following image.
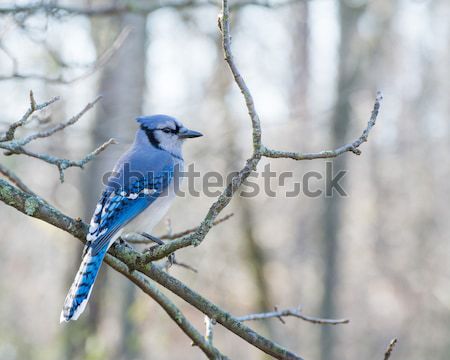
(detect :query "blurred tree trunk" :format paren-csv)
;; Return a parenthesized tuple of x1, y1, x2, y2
(319, 3, 364, 360)
(289, 1, 309, 120)
(225, 114, 275, 351)
(290, 0, 310, 280)
(63, 9, 147, 360)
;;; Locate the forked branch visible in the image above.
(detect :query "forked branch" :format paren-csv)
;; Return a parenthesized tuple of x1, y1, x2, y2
(0, 93, 116, 181)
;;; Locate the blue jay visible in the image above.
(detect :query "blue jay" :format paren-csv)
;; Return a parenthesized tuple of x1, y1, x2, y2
(60, 115, 202, 322)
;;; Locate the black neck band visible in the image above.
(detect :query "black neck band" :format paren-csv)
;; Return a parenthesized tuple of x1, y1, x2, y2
(141, 125, 161, 149)
(140, 125, 183, 161)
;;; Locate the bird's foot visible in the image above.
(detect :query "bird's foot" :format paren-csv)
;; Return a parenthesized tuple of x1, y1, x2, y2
(141, 232, 175, 265)
(140, 233, 196, 273)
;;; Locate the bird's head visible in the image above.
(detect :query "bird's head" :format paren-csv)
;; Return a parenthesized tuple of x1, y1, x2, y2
(136, 114, 202, 155)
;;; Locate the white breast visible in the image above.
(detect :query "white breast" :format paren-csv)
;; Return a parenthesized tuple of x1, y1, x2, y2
(121, 160, 183, 235)
(121, 186, 176, 234)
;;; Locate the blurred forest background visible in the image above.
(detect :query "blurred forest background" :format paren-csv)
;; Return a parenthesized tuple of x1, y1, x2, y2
(0, 0, 449, 359)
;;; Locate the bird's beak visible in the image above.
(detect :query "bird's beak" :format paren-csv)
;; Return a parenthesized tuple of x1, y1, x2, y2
(179, 128, 203, 139)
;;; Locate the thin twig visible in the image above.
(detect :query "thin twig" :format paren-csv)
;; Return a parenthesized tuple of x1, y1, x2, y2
(0, 163, 36, 196)
(3, 138, 116, 182)
(64, 27, 132, 83)
(261, 92, 383, 160)
(127, 213, 234, 244)
(72, 138, 118, 167)
(172, 260, 198, 273)
(384, 338, 398, 360)
(236, 306, 349, 325)
(0, 28, 132, 84)
(163, 213, 234, 240)
(15, 96, 102, 147)
(221, 0, 262, 151)
(0, 95, 116, 182)
(204, 316, 216, 345)
(0, 91, 60, 142)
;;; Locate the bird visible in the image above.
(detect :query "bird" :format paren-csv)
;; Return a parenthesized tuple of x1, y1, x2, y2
(60, 114, 202, 323)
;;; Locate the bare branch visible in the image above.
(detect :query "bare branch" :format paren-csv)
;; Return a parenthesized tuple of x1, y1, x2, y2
(63, 27, 132, 84)
(15, 96, 102, 147)
(172, 258, 199, 273)
(220, 1, 262, 151)
(0, 28, 131, 84)
(73, 138, 118, 167)
(127, 213, 234, 244)
(162, 213, 234, 240)
(384, 338, 398, 360)
(3, 139, 116, 182)
(0, 91, 60, 142)
(204, 316, 216, 345)
(0, 163, 36, 196)
(262, 92, 383, 160)
(0, 95, 116, 182)
(236, 306, 349, 325)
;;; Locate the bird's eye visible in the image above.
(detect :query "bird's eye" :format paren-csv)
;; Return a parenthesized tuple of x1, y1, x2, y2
(162, 128, 172, 133)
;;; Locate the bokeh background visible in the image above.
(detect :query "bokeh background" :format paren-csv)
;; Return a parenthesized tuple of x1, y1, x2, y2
(0, 0, 449, 359)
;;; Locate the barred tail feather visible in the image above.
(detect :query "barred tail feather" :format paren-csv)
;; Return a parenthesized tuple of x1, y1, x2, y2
(60, 246, 108, 323)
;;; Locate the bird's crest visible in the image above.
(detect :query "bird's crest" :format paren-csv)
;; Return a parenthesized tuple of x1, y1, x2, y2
(136, 115, 180, 130)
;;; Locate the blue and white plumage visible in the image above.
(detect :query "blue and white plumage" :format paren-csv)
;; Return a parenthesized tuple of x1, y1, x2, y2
(60, 115, 202, 322)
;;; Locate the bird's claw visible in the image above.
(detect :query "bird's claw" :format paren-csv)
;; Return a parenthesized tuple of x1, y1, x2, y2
(140, 233, 196, 273)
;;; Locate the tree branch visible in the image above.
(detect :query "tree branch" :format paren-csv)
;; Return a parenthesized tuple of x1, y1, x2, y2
(0, 91, 59, 142)
(383, 338, 398, 360)
(261, 91, 383, 160)
(0, 94, 116, 181)
(162, 213, 234, 240)
(126, 213, 234, 244)
(0, 163, 36, 196)
(14, 96, 102, 147)
(0, 27, 132, 84)
(204, 316, 216, 345)
(220, 0, 262, 152)
(236, 306, 349, 325)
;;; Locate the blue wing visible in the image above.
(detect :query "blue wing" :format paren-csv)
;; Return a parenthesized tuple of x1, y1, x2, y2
(61, 166, 174, 322)
(85, 166, 174, 256)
